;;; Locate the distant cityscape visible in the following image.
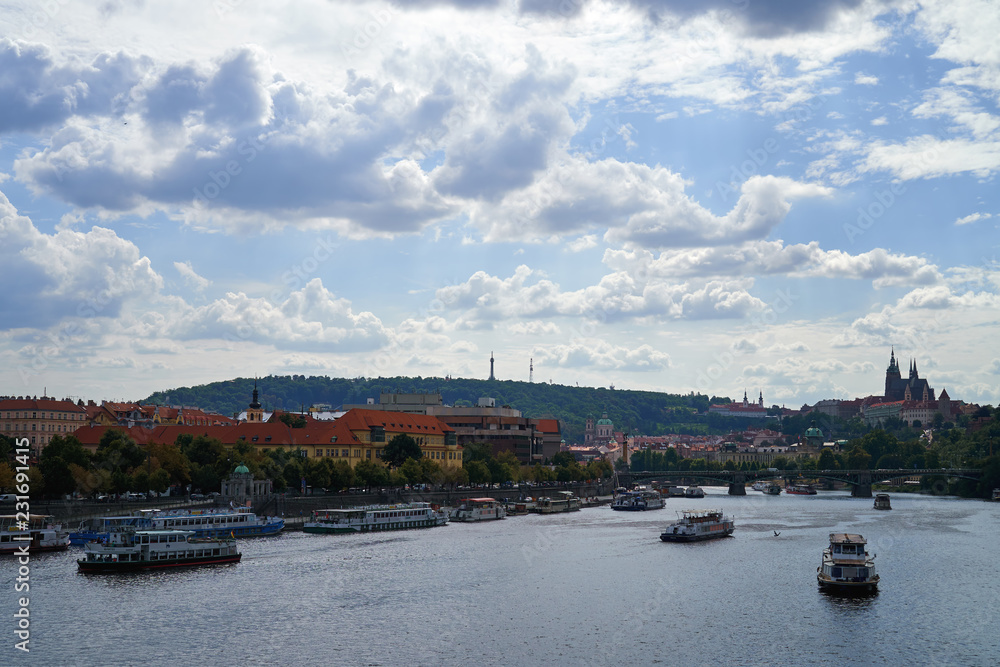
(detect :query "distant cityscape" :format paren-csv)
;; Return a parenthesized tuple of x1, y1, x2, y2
(0, 349, 986, 472)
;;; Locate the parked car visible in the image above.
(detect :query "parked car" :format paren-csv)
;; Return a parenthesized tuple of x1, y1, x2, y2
(190, 493, 205, 500)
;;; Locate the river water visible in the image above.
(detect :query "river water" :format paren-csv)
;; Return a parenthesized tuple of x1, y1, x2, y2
(4, 489, 999, 666)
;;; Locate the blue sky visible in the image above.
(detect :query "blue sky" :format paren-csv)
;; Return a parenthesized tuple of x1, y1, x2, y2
(1, 0, 998, 408)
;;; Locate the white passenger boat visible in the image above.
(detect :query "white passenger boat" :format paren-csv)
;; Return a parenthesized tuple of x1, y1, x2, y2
(763, 482, 782, 495)
(751, 481, 768, 492)
(659, 509, 734, 542)
(532, 491, 582, 514)
(667, 486, 686, 497)
(304, 502, 448, 534)
(70, 507, 283, 545)
(0, 514, 69, 554)
(611, 490, 665, 511)
(77, 527, 241, 573)
(817, 533, 879, 591)
(684, 485, 705, 498)
(451, 497, 506, 522)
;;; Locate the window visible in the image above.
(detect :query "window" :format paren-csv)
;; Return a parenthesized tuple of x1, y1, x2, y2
(342, 449, 349, 457)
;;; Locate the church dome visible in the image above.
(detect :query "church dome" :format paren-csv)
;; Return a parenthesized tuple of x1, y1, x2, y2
(234, 463, 250, 474)
(805, 426, 822, 438)
(597, 417, 613, 425)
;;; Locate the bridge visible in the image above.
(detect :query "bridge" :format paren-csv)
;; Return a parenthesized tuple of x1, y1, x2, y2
(617, 468, 982, 498)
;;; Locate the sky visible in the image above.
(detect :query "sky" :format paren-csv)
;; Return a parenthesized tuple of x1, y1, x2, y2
(0, 0, 998, 409)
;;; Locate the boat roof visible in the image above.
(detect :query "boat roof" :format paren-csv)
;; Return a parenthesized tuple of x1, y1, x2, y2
(828, 533, 867, 544)
(467, 497, 497, 502)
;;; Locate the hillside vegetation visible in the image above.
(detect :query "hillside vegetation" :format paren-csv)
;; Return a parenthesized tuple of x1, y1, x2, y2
(143, 375, 734, 442)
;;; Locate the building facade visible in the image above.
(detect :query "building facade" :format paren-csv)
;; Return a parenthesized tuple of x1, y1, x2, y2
(0, 396, 88, 455)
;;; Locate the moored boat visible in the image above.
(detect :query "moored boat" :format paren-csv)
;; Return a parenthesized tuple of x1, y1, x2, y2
(611, 490, 665, 511)
(659, 509, 734, 542)
(992, 488, 1000, 501)
(684, 485, 705, 498)
(77, 527, 241, 573)
(751, 481, 768, 492)
(304, 502, 448, 534)
(785, 484, 817, 495)
(667, 486, 686, 497)
(69, 507, 283, 545)
(451, 498, 506, 522)
(816, 533, 878, 592)
(764, 482, 782, 495)
(532, 491, 582, 513)
(873, 493, 892, 510)
(1, 514, 69, 554)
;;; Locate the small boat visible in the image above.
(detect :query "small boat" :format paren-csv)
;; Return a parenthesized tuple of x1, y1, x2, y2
(532, 491, 582, 514)
(873, 493, 892, 510)
(785, 484, 817, 495)
(763, 483, 782, 495)
(304, 502, 448, 534)
(751, 481, 768, 492)
(451, 498, 506, 522)
(817, 533, 878, 592)
(0, 514, 69, 554)
(668, 486, 686, 497)
(684, 486, 705, 498)
(611, 490, 665, 511)
(77, 528, 241, 573)
(659, 509, 734, 542)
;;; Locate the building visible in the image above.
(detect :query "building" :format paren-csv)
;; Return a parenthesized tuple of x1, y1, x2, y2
(343, 392, 560, 464)
(883, 348, 935, 402)
(709, 390, 769, 419)
(0, 395, 88, 455)
(220, 463, 273, 505)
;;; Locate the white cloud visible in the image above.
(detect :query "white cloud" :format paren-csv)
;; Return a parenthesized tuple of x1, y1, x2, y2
(854, 72, 879, 86)
(0, 189, 163, 330)
(532, 340, 670, 372)
(870, 115, 888, 126)
(173, 261, 211, 291)
(955, 212, 992, 225)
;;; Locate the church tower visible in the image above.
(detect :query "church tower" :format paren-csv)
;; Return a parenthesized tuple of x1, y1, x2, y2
(885, 347, 901, 398)
(247, 379, 264, 423)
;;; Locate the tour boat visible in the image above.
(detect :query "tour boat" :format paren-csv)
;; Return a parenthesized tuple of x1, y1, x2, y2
(873, 493, 892, 510)
(785, 484, 817, 495)
(0, 514, 70, 554)
(816, 533, 878, 592)
(304, 502, 449, 534)
(69, 507, 283, 545)
(77, 527, 241, 573)
(667, 486, 686, 497)
(751, 481, 768, 492)
(532, 491, 583, 514)
(684, 485, 705, 498)
(611, 489, 665, 511)
(659, 509, 734, 542)
(451, 497, 506, 522)
(763, 483, 782, 495)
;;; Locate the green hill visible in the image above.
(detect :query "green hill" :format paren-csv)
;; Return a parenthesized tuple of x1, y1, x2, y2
(142, 375, 742, 442)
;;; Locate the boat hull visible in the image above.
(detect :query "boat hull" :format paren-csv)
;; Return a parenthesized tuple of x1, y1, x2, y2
(817, 572, 879, 591)
(303, 518, 447, 534)
(659, 528, 734, 542)
(78, 553, 241, 573)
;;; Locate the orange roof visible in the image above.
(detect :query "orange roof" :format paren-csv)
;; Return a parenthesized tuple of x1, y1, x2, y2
(0, 398, 86, 413)
(534, 419, 560, 433)
(339, 408, 454, 435)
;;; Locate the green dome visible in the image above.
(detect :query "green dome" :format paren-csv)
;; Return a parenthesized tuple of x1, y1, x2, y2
(597, 418, 613, 425)
(234, 463, 250, 474)
(805, 427, 822, 437)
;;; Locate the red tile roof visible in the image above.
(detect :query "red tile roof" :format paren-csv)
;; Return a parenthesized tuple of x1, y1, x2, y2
(0, 398, 86, 413)
(339, 408, 454, 435)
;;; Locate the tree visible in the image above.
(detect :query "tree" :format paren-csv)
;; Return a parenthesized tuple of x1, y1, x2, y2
(817, 448, 838, 470)
(354, 459, 388, 490)
(278, 413, 307, 428)
(466, 460, 491, 486)
(847, 446, 872, 470)
(381, 434, 423, 469)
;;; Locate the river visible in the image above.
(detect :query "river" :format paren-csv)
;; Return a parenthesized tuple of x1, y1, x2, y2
(4, 489, 999, 666)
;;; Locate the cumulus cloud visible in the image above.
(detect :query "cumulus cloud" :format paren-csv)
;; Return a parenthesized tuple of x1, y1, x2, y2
(435, 265, 766, 322)
(0, 189, 163, 330)
(174, 261, 210, 291)
(604, 243, 942, 288)
(532, 340, 670, 372)
(167, 278, 389, 351)
(855, 72, 879, 86)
